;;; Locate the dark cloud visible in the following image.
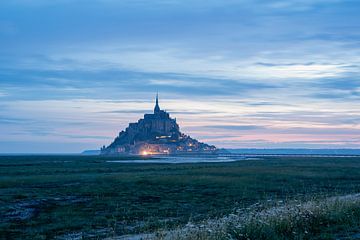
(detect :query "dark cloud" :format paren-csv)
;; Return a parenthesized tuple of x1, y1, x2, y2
(244, 101, 287, 106)
(0, 116, 33, 125)
(0, 65, 279, 100)
(312, 77, 360, 90)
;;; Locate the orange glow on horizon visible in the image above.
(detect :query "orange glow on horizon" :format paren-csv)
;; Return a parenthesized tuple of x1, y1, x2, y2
(141, 150, 149, 156)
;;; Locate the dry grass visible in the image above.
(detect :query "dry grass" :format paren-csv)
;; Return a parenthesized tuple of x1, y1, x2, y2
(154, 193, 360, 240)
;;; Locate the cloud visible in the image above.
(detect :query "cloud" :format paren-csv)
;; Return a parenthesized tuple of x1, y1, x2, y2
(0, 62, 281, 101)
(255, 62, 322, 67)
(310, 91, 360, 100)
(0, 90, 8, 97)
(312, 77, 360, 90)
(1, 96, 360, 151)
(203, 125, 265, 131)
(1, 0, 360, 152)
(249, 62, 353, 79)
(167, 110, 223, 115)
(16, 35, 356, 83)
(0, 116, 32, 125)
(99, 109, 152, 114)
(264, 0, 346, 11)
(149, 79, 207, 87)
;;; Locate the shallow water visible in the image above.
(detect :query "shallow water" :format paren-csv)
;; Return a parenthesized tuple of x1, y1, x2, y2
(105, 153, 359, 164)
(107, 155, 256, 163)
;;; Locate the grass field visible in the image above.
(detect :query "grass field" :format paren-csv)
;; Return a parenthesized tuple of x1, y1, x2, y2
(1, 155, 360, 239)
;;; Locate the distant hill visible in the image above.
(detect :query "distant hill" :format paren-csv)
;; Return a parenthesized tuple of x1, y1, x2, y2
(228, 149, 360, 155)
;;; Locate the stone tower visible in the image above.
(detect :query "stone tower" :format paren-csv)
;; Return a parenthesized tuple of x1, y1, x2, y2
(154, 93, 160, 113)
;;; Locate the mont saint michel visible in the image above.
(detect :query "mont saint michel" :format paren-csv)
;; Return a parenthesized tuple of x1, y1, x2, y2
(101, 95, 217, 155)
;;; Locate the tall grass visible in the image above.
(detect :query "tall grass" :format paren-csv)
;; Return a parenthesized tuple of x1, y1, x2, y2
(157, 194, 360, 240)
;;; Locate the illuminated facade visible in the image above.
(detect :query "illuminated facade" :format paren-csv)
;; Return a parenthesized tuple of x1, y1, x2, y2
(101, 95, 217, 155)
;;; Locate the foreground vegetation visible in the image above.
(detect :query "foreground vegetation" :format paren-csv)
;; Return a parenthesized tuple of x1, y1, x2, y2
(1, 155, 360, 239)
(159, 193, 360, 240)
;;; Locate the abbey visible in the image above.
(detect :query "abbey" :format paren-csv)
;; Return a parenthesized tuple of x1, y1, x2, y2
(101, 95, 217, 155)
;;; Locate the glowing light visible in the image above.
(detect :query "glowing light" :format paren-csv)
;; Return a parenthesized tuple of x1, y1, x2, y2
(141, 150, 149, 156)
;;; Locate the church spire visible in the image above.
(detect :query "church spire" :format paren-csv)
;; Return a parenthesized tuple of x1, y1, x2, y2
(154, 93, 160, 113)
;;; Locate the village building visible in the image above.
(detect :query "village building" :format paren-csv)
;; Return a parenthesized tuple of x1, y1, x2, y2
(101, 95, 217, 155)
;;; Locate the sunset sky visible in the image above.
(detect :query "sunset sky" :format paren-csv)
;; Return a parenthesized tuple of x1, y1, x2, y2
(1, 0, 360, 153)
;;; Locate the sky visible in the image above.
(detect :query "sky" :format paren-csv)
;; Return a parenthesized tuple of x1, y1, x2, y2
(0, 0, 360, 153)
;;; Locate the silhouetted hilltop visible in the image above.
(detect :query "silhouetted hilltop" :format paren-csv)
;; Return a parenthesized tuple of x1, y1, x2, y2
(101, 95, 217, 156)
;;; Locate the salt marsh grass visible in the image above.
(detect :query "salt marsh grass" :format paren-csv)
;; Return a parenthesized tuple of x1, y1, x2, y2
(158, 194, 360, 240)
(1, 155, 360, 239)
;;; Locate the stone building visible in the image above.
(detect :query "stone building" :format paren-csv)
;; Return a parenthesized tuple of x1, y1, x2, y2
(101, 95, 217, 155)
